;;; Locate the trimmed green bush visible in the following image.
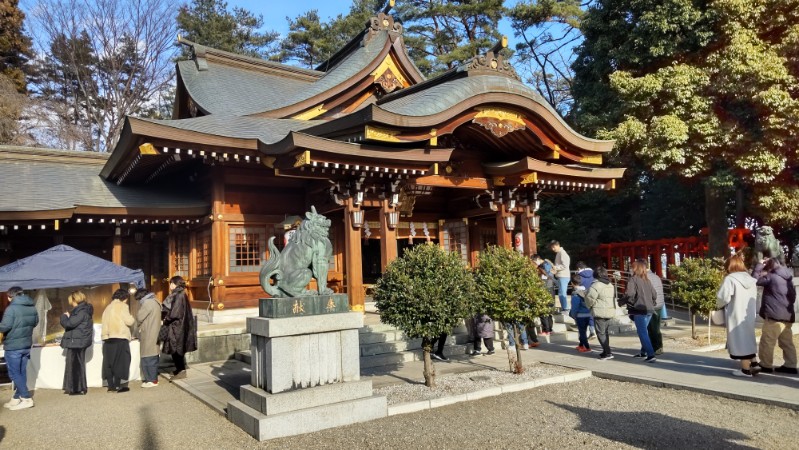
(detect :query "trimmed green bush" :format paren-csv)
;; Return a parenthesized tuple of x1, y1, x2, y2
(474, 246, 553, 372)
(374, 244, 476, 387)
(669, 257, 725, 339)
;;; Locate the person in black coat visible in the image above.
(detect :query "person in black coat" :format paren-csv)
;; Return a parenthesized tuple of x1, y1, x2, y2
(60, 290, 94, 395)
(162, 276, 197, 380)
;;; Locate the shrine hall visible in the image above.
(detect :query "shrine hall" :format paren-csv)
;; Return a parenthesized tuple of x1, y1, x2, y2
(0, 8, 624, 322)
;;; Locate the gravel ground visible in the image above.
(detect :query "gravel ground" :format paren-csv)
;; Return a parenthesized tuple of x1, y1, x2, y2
(375, 362, 574, 405)
(3, 376, 797, 449)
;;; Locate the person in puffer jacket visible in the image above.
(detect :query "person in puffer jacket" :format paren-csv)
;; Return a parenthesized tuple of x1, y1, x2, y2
(753, 258, 797, 374)
(0, 286, 39, 410)
(586, 267, 617, 360)
(60, 290, 94, 395)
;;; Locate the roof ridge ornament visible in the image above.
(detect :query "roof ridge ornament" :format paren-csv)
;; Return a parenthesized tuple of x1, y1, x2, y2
(465, 36, 520, 81)
(366, 1, 402, 43)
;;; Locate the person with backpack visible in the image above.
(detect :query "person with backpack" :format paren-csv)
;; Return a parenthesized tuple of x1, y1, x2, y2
(60, 290, 94, 395)
(586, 267, 617, 360)
(753, 258, 797, 375)
(577, 261, 597, 339)
(0, 286, 38, 410)
(622, 260, 658, 363)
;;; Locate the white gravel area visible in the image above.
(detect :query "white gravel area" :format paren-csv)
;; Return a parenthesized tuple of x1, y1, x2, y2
(4, 375, 798, 449)
(374, 362, 575, 405)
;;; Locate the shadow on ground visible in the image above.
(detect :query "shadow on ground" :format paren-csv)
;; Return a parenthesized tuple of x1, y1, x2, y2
(551, 401, 756, 449)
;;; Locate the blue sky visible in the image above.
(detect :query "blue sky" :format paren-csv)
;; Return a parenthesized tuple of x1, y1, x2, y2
(233, 1, 515, 43)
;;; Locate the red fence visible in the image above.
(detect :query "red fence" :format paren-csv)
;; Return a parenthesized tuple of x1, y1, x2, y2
(597, 228, 749, 279)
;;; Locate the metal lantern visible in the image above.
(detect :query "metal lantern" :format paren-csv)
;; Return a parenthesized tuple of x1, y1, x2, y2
(350, 210, 365, 228)
(386, 211, 400, 229)
(527, 214, 540, 232)
(503, 214, 516, 232)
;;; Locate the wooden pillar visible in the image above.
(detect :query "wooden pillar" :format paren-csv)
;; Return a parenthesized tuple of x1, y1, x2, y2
(520, 206, 537, 258)
(344, 199, 365, 312)
(495, 204, 512, 249)
(112, 234, 122, 265)
(469, 220, 481, 267)
(210, 168, 226, 304)
(379, 199, 398, 271)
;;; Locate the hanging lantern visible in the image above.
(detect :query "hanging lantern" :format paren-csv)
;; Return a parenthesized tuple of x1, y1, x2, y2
(503, 215, 516, 232)
(386, 211, 399, 229)
(527, 215, 540, 232)
(350, 210, 364, 228)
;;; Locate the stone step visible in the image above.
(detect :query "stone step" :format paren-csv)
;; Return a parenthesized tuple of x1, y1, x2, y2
(360, 343, 472, 369)
(359, 333, 470, 357)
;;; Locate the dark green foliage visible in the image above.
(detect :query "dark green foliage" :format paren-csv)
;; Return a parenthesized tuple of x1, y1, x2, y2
(0, 0, 32, 92)
(374, 243, 476, 340)
(669, 257, 724, 317)
(395, 0, 505, 77)
(177, 0, 280, 59)
(474, 246, 552, 324)
(280, 1, 386, 69)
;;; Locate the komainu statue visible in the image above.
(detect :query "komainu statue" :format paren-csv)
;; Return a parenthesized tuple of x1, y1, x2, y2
(752, 226, 786, 267)
(259, 206, 334, 297)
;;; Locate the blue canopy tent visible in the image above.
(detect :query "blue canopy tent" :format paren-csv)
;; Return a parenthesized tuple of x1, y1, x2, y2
(0, 245, 145, 292)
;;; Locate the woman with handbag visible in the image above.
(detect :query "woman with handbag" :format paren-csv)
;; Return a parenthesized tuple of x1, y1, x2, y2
(161, 276, 197, 380)
(60, 290, 94, 395)
(716, 255, 758, 377)
(622, 260, 658, 362)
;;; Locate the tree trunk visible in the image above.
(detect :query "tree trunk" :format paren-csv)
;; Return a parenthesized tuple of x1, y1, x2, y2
(422, 337, 436, 388)
(707, 315, 712, 345)
(513, 324, 524, 374)
(690, 307, 697, 339)
(735, 187, 746, 228)
(705, 183, 729, 258)
(506, 326, 518, 372)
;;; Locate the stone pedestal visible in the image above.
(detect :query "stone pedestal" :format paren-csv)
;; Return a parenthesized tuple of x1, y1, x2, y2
(227, 301, 387, 441)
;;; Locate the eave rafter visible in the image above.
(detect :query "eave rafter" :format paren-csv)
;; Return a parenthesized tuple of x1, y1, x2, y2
(358, 106, 604, 165)
(484, 157, 626, 192)
(260, 132, 452, 181)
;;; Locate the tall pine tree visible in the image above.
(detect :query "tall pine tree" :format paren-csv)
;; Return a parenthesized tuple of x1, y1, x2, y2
(0, 0, 32, 92)
(177, 0, 280, 59)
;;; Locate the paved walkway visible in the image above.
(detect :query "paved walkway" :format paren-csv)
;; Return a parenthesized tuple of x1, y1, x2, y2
(175, 321, 799, 415)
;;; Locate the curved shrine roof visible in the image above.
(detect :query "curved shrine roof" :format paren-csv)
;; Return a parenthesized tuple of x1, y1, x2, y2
(179, 32, 390, 117)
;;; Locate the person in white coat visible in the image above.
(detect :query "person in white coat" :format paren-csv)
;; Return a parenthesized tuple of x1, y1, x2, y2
(716, 255, 759, 378)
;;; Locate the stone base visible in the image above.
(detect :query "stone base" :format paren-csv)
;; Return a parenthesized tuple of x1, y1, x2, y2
(239, 380, 374, 416)
(227, 394, 387, 441)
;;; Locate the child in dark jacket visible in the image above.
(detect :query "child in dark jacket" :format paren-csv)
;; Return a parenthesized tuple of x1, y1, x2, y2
(570, 274, 592, 353)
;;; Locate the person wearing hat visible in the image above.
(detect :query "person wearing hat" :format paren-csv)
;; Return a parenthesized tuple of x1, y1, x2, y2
(0, 286, 39, 410)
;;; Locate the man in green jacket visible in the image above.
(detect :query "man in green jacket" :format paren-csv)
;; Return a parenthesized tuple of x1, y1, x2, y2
(1, 286, 39, 410)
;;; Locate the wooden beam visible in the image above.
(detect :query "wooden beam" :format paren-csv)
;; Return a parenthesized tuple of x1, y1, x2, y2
(210, 167, 226, 304)
(496, 204, 512, 249)
(344, 199, 365, 312)
(379, 199, 398, 271)
(520, 206, 537, 258)
(414, 175, 490, 189)
(112, 234, 122, 265)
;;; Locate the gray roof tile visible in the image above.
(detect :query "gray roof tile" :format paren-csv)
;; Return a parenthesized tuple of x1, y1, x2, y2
(137, 115, 322, 144)
(180, 33, 389, 116)
(0, 150, 206, 212)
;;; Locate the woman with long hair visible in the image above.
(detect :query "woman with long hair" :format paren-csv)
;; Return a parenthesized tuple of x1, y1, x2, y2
(623, 260, 658, 362)
(716, 255, 758, 377)
(162, 276, 197, 380)
(60, 290, 94, 395)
